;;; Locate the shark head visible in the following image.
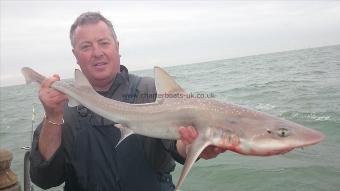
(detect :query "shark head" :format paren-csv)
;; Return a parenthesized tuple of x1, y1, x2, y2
(219, 110, 325, 156)
(152, 66, 324, 157)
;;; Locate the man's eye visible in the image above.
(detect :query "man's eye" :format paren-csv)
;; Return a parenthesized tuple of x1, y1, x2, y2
(101, 42, 110, 46)
(81, 45, 90, 50)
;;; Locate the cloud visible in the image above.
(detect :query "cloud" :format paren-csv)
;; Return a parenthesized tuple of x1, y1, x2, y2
(1, 1, 340, 87)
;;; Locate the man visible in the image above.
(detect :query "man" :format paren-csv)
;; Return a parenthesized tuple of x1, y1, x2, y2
(30, 12, 226, 191)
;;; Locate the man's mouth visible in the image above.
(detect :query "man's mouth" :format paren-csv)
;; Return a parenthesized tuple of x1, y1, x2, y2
(93, 62, 107, 68)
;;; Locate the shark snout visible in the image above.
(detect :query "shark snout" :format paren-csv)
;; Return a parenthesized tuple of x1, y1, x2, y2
(271, 126, 324, 155)
(233, 125, 324, 156)
(293, 127, 324, 148)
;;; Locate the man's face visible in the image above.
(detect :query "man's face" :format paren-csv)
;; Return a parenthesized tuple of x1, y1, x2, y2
(72, 21, 120, 88)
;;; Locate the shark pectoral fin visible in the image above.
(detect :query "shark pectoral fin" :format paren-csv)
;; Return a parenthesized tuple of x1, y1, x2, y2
(115, 124, 134, 148)
(68, 97, 81, 107)
(175, 137, 211, 191)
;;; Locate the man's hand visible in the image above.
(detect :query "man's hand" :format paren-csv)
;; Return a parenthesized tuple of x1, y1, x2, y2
(177, 126, 227, 160)
(38, 74, 68, 161)
(39, 74, 68, 122)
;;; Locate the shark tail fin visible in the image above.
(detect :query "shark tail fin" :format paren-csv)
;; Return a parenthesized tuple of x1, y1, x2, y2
(21, 67, 47, 84)
(115, 124, 135, 148)
(175, 135, 211, 191)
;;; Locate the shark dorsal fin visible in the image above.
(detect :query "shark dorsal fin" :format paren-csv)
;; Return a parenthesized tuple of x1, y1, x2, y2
(68, 69, 94, 107)
(75, 69, 92, 87)
(154, 66, 185, 98)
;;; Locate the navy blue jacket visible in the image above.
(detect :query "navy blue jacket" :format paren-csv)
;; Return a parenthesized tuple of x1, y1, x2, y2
(30, 65, 184, 191)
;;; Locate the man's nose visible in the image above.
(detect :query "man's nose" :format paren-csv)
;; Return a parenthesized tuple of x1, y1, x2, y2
(93, 44, 104, 57)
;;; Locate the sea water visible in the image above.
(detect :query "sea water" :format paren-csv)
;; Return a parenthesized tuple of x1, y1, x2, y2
(1, 44, 339, 191)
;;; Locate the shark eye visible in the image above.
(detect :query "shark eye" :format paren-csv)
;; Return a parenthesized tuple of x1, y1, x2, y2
(277, 128, 289, 137)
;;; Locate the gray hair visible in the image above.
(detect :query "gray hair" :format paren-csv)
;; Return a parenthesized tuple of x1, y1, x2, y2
(70, 12, 117, 47)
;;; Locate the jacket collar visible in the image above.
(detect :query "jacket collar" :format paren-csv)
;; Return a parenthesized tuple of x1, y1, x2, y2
(98, 65, 129, 97)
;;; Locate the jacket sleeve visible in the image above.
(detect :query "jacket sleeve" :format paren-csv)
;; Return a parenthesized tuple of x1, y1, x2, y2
(29, 122, 65, 189)
(161, 139, 186, 164)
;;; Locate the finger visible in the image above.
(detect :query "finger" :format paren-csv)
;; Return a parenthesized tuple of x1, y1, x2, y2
(51, 95, 68, 105)
(178, 127, 188, 143)
(179, 139, 191, 146)
(188, 126, 198, 139)
(40, 90, 67, 107)
(178, 126, 198, 145)
(39, 89, 66, 103)
(179, 126, 191, 139)
(52, 74, 61, 80)
(188, 130, 197, 143)
(182, 139, 190, 146)
(178, 126, 186, 138)
(41, 74, 60, 89)
(182, 126, 196, 142)
(47, 89, 68, 98)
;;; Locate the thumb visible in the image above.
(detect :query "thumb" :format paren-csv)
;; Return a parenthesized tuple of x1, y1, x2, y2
(52, 74, 61, 80)
(41, 74, 60, 89)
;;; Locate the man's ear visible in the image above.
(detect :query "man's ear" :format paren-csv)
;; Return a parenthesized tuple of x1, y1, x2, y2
(72, 49, 80, 65)
(115, 40, 120, 50)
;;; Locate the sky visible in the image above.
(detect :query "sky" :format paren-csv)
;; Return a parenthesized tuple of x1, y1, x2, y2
(1, 1, 340, 87)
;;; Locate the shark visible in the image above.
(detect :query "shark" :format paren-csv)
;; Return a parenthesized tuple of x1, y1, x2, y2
(22, 66, 324, 191)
